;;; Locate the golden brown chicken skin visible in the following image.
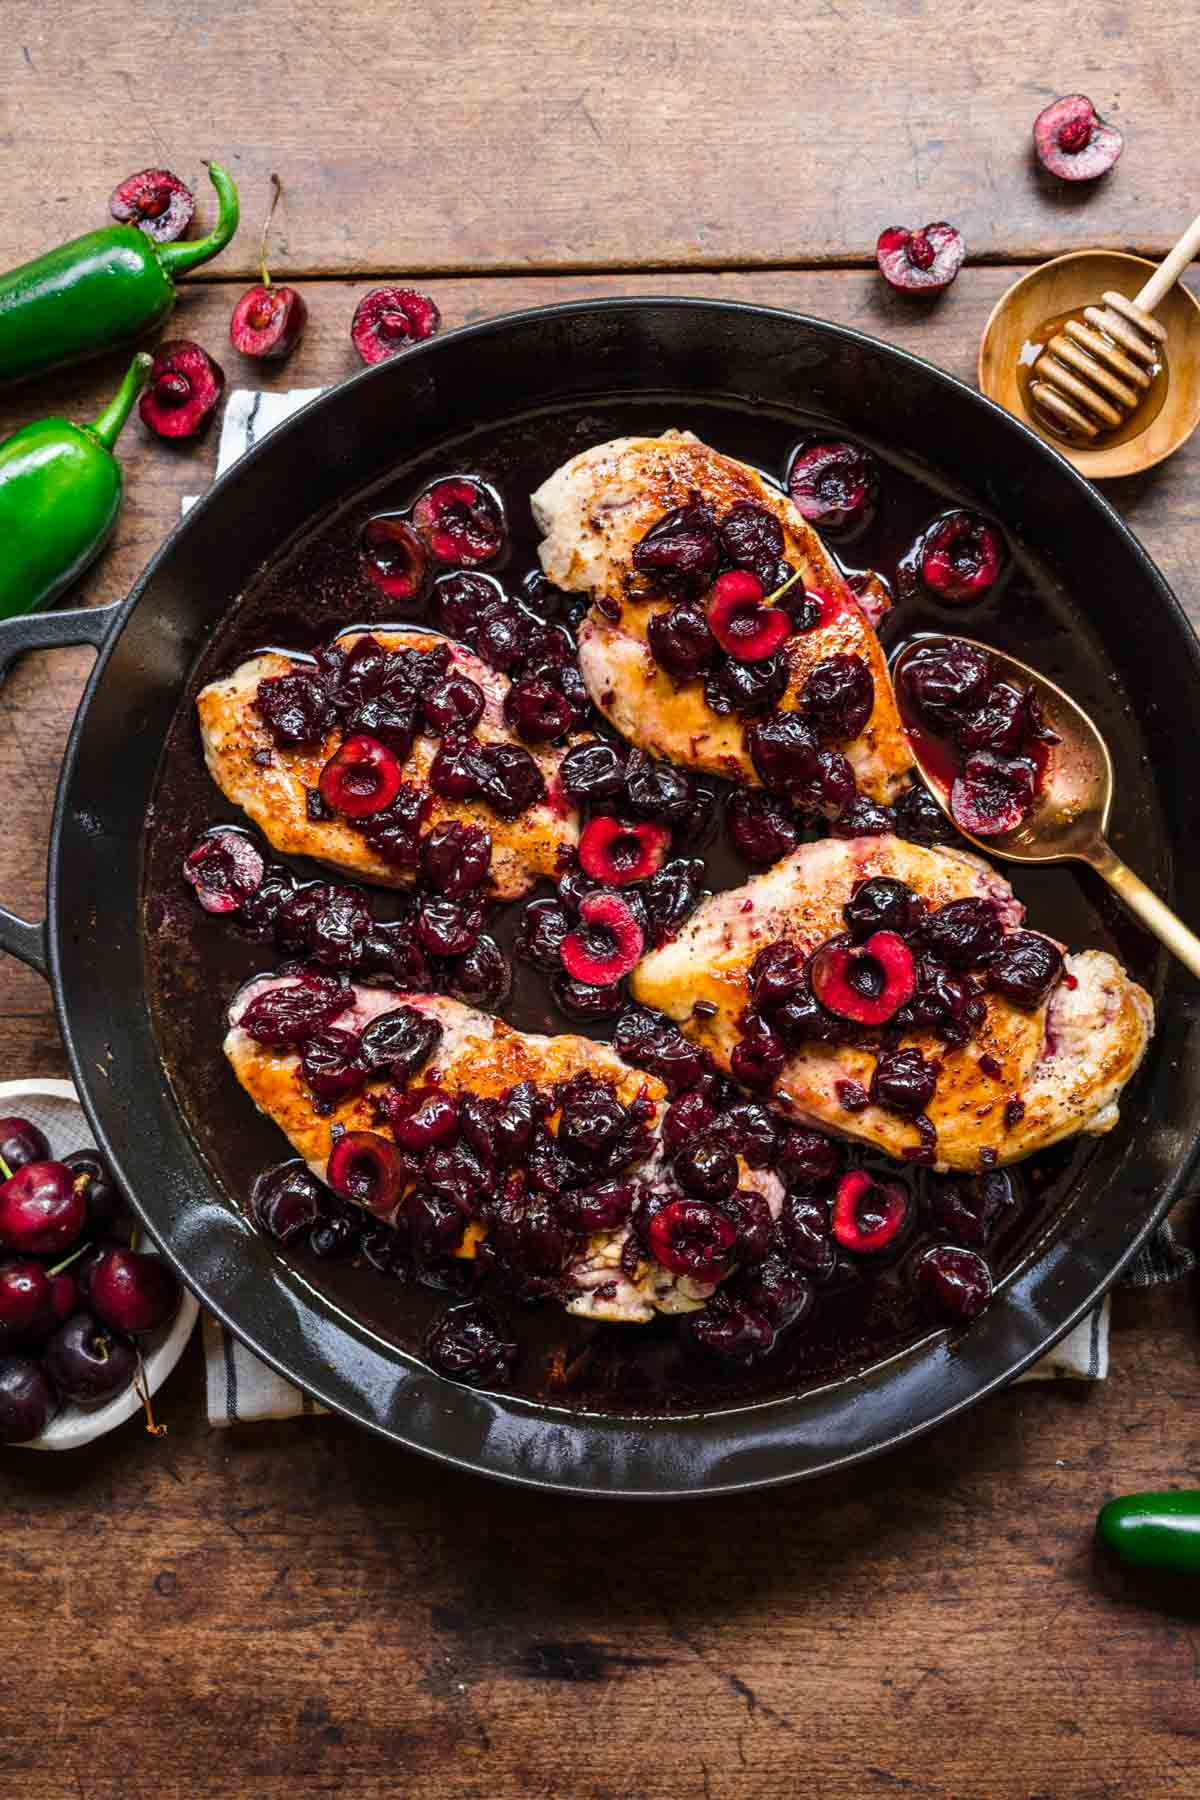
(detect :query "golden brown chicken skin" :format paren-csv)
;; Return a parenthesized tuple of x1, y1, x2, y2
(532, 430, 912, 802)
(197, 628, 579, 902)
(632, 836, 1153, 1172)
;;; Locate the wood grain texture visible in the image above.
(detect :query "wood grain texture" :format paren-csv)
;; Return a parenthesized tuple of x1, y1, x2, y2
(0, 266, 1197, 1799)
(3, 2, 1200, 276)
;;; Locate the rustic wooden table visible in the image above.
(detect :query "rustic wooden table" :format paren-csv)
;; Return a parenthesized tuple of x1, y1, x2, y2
(2, 5, 1199, 1797)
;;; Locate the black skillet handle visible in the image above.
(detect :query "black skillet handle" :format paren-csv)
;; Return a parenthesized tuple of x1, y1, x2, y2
(0, 602, 123, 978)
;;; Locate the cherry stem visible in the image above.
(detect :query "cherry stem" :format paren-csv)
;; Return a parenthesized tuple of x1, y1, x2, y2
(259, 172, 281, 290)
(48, 1241, 94, 1277)
(134, 1351, 167, 1437)
(763, 565, 805, 607)
(0, 1151, 11, 1182)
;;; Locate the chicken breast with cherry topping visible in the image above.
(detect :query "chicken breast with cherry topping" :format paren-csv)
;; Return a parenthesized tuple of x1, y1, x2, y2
(531, 430, 912, 803)
(225, 978, 783, 1324)
(197, 628, 579, 902)
(632, 835, 1153, 1172)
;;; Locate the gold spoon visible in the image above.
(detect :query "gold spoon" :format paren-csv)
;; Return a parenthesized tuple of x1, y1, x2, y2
(892, 633, 1200, 979)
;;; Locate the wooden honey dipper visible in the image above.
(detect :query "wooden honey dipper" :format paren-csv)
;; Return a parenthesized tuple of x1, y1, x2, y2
(1029, 209, 1200, 440)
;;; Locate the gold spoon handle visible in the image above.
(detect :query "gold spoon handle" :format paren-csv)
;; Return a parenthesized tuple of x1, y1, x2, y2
(1087, 842, 1200, 980)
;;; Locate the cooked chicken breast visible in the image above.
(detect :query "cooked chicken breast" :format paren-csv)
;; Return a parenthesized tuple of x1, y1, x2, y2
(197, 628, 579, 902)
(531, 430, 912, 802)
(631, 836, 1153, 1172)
(225, 977, 782, 1324)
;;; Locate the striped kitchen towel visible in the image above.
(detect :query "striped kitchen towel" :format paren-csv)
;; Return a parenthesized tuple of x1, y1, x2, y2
(194, 386, 1195, 1423)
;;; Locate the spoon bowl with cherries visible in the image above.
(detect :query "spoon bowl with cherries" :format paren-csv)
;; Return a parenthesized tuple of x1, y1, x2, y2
(892, 632, 1200, 979)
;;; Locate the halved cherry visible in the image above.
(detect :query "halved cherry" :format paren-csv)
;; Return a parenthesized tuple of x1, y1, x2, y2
(647, 1197, 737, 1281)
(707, 571, 792, 663)
(950, 751, 1036, 837)
(787, 441, 878, 532)
(831, 1170, 911, 1254)
(810, 930, 915, 1025)
(361, 515, 428, 601)
(139, 340, 224, 439)
(1033, 95, 1123, 183)
(875, 223, 965, 294)
(109, 168, 194, 242)
(412, 478, 504, 566)
(918, 511, 1006, 603)
(318, 734, 405, 818)
(578, 816, 670, 886)
(560, 892, 644, 986)
(326, 1131, 410, 1218)
(182, 827, 265, 914)
(351, 287, 441, 364)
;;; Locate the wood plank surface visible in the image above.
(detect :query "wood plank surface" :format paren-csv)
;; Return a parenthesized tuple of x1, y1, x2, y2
(0, 216, 1198, 1800)
(2, 2, 1199, 276)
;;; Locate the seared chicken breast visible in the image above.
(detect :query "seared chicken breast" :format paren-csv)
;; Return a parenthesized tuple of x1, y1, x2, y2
(225, 978, 783, 1324)
(632, 836, 1153, 1172)
(197, 628, 579, 902)
(531, 430, 912, 802)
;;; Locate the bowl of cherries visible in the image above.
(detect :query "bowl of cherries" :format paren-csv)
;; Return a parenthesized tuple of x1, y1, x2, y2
(0, 1080, 198, 1449)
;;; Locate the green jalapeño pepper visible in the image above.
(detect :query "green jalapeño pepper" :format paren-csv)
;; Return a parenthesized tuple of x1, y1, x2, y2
(1096, 1490, 1200, 1573)
(0, 162, 239, 385)
(0, 350, 150, 620)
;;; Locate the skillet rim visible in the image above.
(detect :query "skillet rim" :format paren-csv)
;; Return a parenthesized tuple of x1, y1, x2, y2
(44, 296, 1200, 1497)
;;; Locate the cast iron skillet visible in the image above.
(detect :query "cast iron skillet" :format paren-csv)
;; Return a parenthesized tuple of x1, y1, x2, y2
(1, 300, 1197, 1498)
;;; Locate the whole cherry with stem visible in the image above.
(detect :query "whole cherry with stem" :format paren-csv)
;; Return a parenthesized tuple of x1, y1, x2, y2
(229, 174, 308, 361)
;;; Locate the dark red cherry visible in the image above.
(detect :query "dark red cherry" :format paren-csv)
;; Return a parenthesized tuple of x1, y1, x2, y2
(897, 640, 995, 728)
(730, 1012, 786, 1090)
(256, 669, 334, 747)
(183, 827, 265, 915)
(560, 739, 626, 803)
(950, 752, 1036, 837)
(632, 500, 720, 597)
(360, 1006, 442, 1079)
(832, 1170, 911, 1253)
(705, 651, 789, 718)
(719, 500, 786, 584)
(327, 1131, 412, 1217)
(648, 603, 718, 678)
(560, 891, 645, 986)
(737, 1253, 814, 1330)
(319, 734, 406, 819)
(920, 899, 1004, 968)
(745, 709, 819, 794)
(929, 1169, 1016, 1247)
(252, 1161, 328, 1244)
(988, 930, 1064, 1008)
(299, 1029, 366, 1100)
(578, 815, 670, 886)
(109, 167, 194, 241)
(230, 280, 307, 361)
(88, 1249, 180, 1335)
(424, 1301, 516, 1387)
(388, 1086, 460, 1152)
(44, 1315, 136, 1408)
(420, 820, 492, 897)
(777, 1126, 844, 1189)
(803, 654, 875, 743)
(0, 1356, 59, 1442)
(788, 441, 877, 531)
(673, 1139, 738, 1204)
(726, 790, 799, 867)
(0, 1260, 55, 1348)
(516, 898, 573, 970)
(870, 1047, 938, 1115)
(687, 1294, 774, 1361)
(361, 515, 428, 602)
(139, 339, 224, 438)
(446, 934, 511, 1007)
(504, 676, 574, 743)
(0, 1162, 86, 1256)
(916, 1244, 994, 1322)
(779, 1193, 837, 1280)
(0, 1117, 50, 1175)
(647, 1197, 737, 1280)
(238, 973, 353, 1046)
(422, 672, 485, 735)
(875, 222, 965, 294)
(642, 857, 706, 944)
(412, 478, 504, 566)
(351, 287, 440, 363)
(1033, 94, 1123, 182)
(749, 939, 808, 1011)
(844, 877, 924, 943)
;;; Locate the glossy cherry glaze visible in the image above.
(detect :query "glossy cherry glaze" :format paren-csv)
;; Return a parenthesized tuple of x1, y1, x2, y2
(143, 394, 1164, 1414)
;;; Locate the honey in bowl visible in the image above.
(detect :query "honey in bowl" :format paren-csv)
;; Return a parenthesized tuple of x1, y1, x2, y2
(1018, 305, 1168, 448)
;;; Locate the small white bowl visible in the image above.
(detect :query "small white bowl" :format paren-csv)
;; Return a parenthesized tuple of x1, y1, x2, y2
(0, 1078, 198, 1451)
